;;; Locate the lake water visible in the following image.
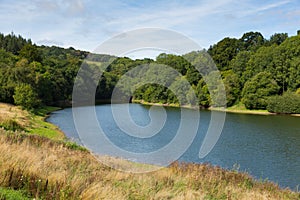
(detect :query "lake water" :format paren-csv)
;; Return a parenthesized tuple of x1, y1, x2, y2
(47, 103, 300, 190)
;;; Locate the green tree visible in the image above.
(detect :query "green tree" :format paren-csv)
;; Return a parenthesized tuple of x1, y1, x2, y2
(186, 66, 201, 85)
(288, 57, 300, 91)
(186, 86, 198, 106)
(207, 37, 239, 70)
(141, 84, 168, 103)
(19, 44, 41, 62)
(270, 46, 289, 93)
(267, 92, 300, 114)
(196, 79, 211, 108)
(240, 31, 265, 51)
(13, 84, 41, 110)
(222, 70, 240, 106)
(156, 53, 191, 75)
(275, 35, 300, 92)
(230, 51, 252, 79)
(0, 32, 31, 54)
(242, 46, 275, 84)
(242, 72, 279, 109)
(268, 33, 288, 45)
(169, 78, 191, 105)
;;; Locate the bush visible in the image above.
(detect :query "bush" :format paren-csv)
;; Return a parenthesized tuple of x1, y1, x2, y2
(0, 187, 30, 200)
(13, 84, 41, 110)
(267, 92, 300, 114)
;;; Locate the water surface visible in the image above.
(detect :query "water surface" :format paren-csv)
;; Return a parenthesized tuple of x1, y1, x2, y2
(47, 104, 300, 190)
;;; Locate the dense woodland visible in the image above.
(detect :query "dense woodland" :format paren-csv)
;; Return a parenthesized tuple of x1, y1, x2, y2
(0, 31, 299, 113)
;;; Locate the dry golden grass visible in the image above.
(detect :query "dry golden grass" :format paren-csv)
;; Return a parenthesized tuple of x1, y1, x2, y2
(0, 102, 30, 127)
(0, 130, 299, 200)
(0, 103, 64, 140)
(0, 103, 299, 199)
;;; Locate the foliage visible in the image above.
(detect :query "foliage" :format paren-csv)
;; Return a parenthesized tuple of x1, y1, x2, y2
(19, 44, 41, 62)
(242, 72, 279, 109)
(239, 31, 265, 51)
(268, 33, 288, 45)
(0, 32, 299, 113)
(222, 70, 240, 106)
(267, 92, 300, 114)
(13, 84, 41, 110)
(156, 53, 191, 75)
(0, 187, 30, 200)
(196, 79, 211, 108)
(0, 32, 31, 54)
(208, 37, 239, 70)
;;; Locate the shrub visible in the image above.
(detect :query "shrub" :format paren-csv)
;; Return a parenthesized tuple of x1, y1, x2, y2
(267, 92, 300, 114)
(0, 187, 30, 200)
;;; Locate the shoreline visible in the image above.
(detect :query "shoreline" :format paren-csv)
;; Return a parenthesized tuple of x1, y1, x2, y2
(15, 105, 300, 192)
(132, 99, 300, 117)
(42, 106, 66, 139)
(0, 130, 298, 199)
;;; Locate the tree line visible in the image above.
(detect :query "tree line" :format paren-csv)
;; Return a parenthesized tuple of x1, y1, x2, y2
(0, 31, 299, 114)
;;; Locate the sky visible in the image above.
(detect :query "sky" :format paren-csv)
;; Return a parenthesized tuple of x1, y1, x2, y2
(1, 0, 300, 57)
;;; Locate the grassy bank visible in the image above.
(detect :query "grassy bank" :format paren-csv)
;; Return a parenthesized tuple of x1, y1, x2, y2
(210, 102, 273, 116)
(134, 99, 300, 117)
(0, 103, 64, 140)
(0, 130, 299, 199)
(0, 103, 299, 199)
(132, 99, 199, 110)
(133, 99, 271, 115)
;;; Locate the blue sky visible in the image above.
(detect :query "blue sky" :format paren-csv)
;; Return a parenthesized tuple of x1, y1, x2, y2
(1, 0, 300, 54)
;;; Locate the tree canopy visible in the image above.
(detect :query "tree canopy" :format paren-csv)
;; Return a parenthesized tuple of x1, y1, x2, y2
(0, 31, 299, 114)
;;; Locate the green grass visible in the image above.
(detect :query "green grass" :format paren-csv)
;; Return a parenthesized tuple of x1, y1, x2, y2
(227, 102, 268, 113)
(0, 119, 24, 132)
(28, 116, 63, 140)
(0, 103, 64, 140)
(64, 140, 87, 151)
(33, 105, 61, 116)
(0, 187, 30, 200)
(209, 102, 271, 115)
(27, 106, 65, 140)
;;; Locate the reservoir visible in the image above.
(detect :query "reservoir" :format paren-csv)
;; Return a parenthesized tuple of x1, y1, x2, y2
(47, 103, 300, 190)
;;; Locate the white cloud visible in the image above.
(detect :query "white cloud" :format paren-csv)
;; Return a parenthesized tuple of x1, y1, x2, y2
(254, 0, 291, 12)
(105, 0, 234, 29)
(36, 39, 64, 46)
(0, 0, 299, 52)
(234, 0, 292, 17)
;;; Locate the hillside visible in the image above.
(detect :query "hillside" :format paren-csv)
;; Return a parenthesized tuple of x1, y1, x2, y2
(0, 32, 300, 113)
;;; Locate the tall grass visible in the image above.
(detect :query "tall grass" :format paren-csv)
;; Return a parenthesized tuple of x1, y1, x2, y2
(0, 119, 24, 131)
(0, 103, 64, 140)
(0, 130, 298, 200)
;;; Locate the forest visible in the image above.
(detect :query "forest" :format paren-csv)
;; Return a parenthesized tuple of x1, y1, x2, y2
(0, 31, 299, 114)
